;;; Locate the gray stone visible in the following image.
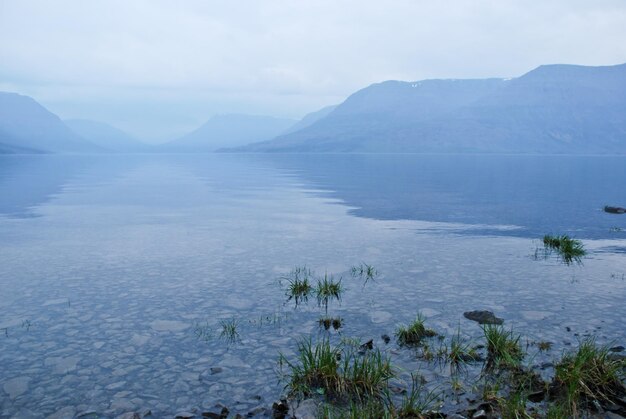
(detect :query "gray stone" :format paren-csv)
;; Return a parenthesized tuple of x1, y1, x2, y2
(76, 410, 99, 418)
(106, 381, 127, 390)
(369, 310, 392, 324)
(47, 406, 77, 419)
(3, 376, 30, 399)
(463, 310, 504, 325)
(291, 399, 317, 419)
(472, 410, 488, 419)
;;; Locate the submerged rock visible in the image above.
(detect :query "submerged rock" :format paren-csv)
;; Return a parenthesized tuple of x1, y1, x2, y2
(202, 405, 229, 418)
(604, 206, 626, 214)
(271, 400, 289, 419)
(463, 310, 504, 325)
(290, 399, 317, 419)
(2, 376, 30, 400)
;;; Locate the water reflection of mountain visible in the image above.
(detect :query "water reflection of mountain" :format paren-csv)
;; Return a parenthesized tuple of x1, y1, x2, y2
(0, 155, 140, 218)
(0, 154, 289, 219)
(1, 153, 624, 239)
(253, 154, 626, 239)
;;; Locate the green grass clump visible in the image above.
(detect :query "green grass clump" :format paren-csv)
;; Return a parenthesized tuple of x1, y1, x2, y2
(495, 391, 534, 419)
(318, 399, 392, 419)
(396, 313, 437, 346)
(285, 266, 314, 306)
(319, 317, 343, 331)
(219, 318, 239, 343)
(350, 263, 379, 284)
(279, 338, 394, 403)
(316, 274, 344, 313)
(396, 373, 440, 418)
(537, 341, 552, 352)
(542, 234, 586, 265)
(552, 337, 626, 416)
(438, 328, 482, 369)
(482, 324, 523, 368)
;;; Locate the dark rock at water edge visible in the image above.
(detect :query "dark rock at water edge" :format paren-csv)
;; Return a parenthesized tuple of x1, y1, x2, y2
(202, 405, 229, 418)
(605, 206, 626, 214)
(271, 400, 289, 419)
(463, 310, 504, 325)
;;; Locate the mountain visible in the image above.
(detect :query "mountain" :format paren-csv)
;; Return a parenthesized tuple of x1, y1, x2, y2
(281, 105, 337, 135)
(0, 92, 101, 153)
(162, 114, 296, 152)
(65, 119, 149, 152)
(234, 63, 626, 154)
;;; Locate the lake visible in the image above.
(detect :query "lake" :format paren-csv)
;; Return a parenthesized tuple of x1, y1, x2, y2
(1, 153, 625, 418)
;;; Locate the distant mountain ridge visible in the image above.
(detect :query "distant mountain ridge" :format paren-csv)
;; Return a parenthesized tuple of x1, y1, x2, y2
(3, 62, 626, 155)
(65, 119, 148, 152)
(281, 105, 337, 135)
(234, 63, 626, 153)
(0, 92, 101, 153)
(162, 114, 297, 152)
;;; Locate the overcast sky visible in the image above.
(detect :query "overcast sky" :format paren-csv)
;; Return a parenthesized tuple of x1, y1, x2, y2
(1, 0, 626, 142)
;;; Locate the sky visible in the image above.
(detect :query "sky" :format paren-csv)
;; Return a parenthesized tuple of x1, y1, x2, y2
(1, 1, 626, 143)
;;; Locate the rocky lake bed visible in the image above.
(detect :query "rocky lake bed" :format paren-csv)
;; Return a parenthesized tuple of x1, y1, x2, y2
(1, 154, 625, 418)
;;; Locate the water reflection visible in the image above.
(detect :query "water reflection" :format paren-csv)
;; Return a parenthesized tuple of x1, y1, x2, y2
(253, 154, 626, 238)
(1, 153, 625, 236)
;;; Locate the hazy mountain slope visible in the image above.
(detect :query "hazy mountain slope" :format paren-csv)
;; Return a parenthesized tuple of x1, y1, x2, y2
(399, 63, 626, 153)
(282, 105, 337, 135)
(0, 92, 101, 153)
(237, 63, 626, 153)
(0, 139, 44, 154)
(163, 114, 296, 152)
(237, 78, 505, 151)
(65, 119, 149, 152)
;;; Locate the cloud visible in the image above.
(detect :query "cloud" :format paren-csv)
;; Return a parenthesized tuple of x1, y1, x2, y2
(1, 0, 625, 141)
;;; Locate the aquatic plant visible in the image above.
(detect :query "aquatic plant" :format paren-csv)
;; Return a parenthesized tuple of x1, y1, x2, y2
(542, 234, 586, 265)
(482, 324, 523, 369)
(219, 318, 240, 343)
(319, 316, 343, 331)
(350, 263, 379, 284)
(396, 313, 437, 346)
(552, 337, 626, 416)
(319, 399, 392, 419)
(284, 266, 314, 306)
(438, 328, 482, 370)
(537, 341, 552, 352)
(279, 338, 394, 402)
(396, 373, 440, 417)
(315, 274, 344, 313)
(494, 390, 534, 419)
(193, 321, 213, 342)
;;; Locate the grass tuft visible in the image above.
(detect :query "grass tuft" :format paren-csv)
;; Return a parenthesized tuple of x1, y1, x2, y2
(542, 234, 586, 265)
(552, 337, 626, 416)
(285, 266, 314, 306)
(396, 313, 437, 346)
(482, 324, 523, 369)
(350, 263, 379, 284)
(316, 274, 344, 313)
(438, 328, 482, 370)
(319, 317, 343, 331)
(279, 338, 394, 403)
(396, 373, 440, 418)
(219, 318, 240, 343)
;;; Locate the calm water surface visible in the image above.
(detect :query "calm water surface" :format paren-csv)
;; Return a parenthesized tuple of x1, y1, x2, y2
(0, 154, 625, 418)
